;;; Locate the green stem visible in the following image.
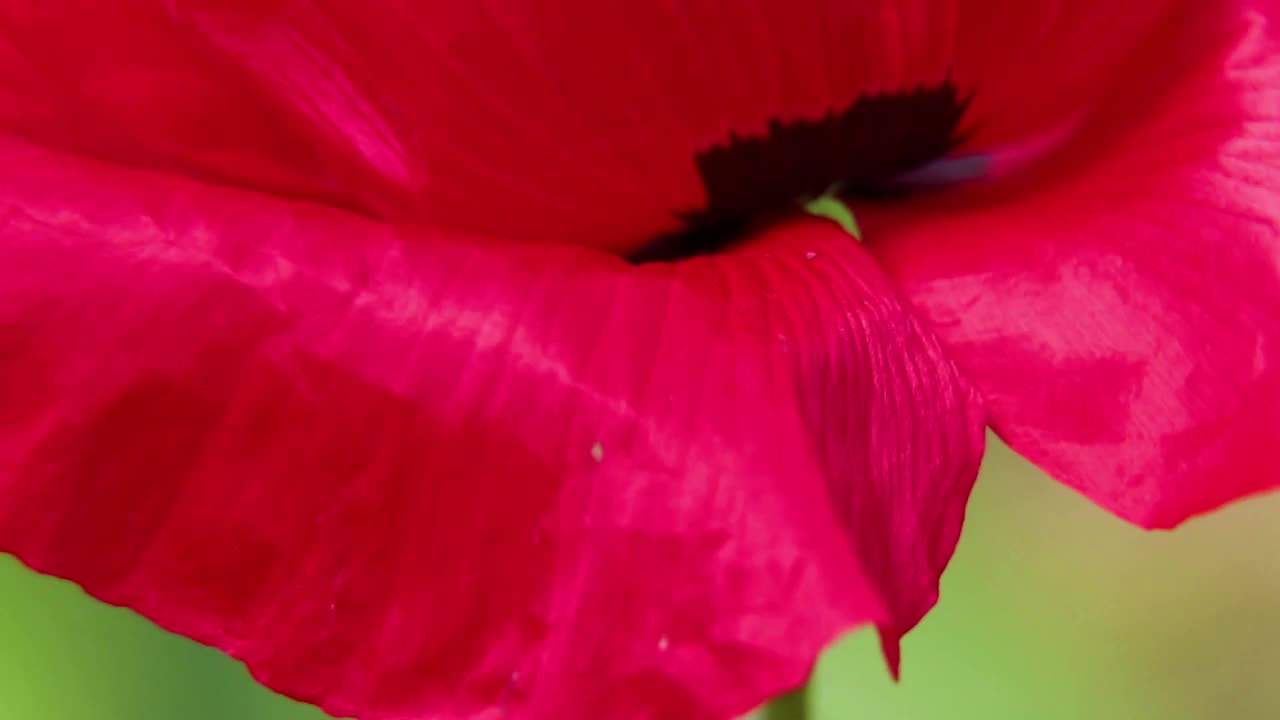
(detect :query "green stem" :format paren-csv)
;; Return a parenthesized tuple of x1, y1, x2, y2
(761, 686, 809, 720)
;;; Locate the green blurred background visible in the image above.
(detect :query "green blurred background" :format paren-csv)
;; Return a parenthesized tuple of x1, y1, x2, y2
(2, 438, 1277, 719)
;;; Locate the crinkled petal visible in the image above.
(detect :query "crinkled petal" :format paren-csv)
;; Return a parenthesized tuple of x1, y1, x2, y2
(867, 3, 1280, 527)
(0, 137, 983, 719)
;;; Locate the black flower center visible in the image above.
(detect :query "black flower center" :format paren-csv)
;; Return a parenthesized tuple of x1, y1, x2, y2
(634, 84, 967, 263)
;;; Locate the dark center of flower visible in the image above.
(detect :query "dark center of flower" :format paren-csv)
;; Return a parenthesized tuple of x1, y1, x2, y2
(634, 84, 968, 263)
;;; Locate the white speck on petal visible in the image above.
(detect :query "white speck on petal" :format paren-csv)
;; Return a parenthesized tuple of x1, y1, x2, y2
(657, 635, 670, 652)
(804, 251, 818, 260)
(590, 441, 605, 463)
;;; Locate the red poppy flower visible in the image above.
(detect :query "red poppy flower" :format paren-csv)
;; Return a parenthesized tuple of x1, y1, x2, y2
(1, 1, 1277, 718)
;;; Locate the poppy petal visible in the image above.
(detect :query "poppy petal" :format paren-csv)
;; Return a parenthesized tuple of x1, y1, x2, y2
(0, 2, 383, 214)
(867, 5, 1280, 528)
(0, 1, 1228, 256)
(0, 137, 983, 718)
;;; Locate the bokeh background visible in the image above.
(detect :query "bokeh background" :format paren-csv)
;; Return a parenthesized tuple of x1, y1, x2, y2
(2, 438, 1277, 719)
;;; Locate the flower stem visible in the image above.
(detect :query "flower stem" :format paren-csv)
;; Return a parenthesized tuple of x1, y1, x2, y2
(761, 686, 809, 720)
